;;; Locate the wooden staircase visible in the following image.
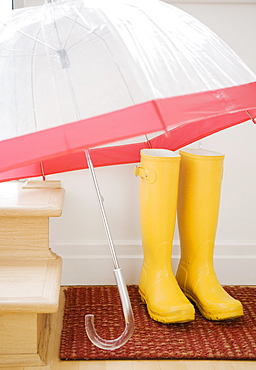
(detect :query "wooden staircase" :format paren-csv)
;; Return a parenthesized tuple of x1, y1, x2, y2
(0, 181, 64, 368)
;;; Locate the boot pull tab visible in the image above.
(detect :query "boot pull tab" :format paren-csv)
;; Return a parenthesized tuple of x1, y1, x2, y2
(134, 166, 157, 184)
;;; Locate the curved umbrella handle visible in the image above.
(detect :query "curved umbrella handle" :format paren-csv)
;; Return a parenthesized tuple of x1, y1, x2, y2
(85, 268, 135, 350)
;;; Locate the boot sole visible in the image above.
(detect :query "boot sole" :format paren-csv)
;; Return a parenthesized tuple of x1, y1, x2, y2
(182, 288, 244, 321)
(139, 288, 195, 324)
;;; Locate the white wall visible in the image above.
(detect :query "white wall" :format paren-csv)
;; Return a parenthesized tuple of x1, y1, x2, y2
(32, 0, 256, 285)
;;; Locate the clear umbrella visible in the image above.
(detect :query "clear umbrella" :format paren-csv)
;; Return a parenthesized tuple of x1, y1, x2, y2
(0, 0, 256, 350)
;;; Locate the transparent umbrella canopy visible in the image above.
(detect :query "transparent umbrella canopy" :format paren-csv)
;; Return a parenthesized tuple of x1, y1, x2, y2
(0, 0, 256, 350)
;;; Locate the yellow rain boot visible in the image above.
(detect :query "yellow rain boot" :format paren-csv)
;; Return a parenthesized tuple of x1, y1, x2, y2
(176, 148, 243, 321)
(135, 148, 195, 323)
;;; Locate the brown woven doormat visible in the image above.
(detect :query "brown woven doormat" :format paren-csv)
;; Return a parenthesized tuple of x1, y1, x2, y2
(60, 285, 256, 361)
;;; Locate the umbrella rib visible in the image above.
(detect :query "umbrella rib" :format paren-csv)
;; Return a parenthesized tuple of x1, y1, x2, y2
(1, 23, 57, 52)
(30, 27, 43, 133)
(246, 110, 256, 124)
(61, 9, 137, 102)
(54, 9, 145, 115)
(58, 11, 148, 142)
(56, 8, 153, 150)
(62, 4, 84, 50)
(60, 17, 153, 148)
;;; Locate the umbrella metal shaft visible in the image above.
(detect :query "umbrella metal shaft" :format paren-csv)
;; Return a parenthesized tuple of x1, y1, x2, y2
(84, 149, 119, 270)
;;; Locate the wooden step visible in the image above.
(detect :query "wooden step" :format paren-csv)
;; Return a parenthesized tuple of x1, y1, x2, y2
(0, 181, 64, 368)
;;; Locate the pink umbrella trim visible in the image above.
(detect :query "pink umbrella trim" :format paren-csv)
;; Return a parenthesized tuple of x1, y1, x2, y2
(0, 81, 255, 182)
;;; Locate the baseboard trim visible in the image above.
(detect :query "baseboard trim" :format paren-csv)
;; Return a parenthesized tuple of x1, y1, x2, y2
(50, 241, 256, 286)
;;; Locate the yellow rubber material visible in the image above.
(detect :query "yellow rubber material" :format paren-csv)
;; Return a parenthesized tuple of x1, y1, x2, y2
(137, 149, 195, 324)
(176, 149, 243, 321)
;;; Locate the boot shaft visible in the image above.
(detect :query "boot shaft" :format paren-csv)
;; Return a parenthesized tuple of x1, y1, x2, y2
(177, 148, 224, 263)
(136, 149, 180, 260)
